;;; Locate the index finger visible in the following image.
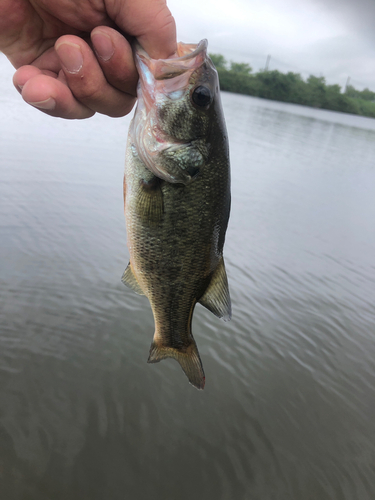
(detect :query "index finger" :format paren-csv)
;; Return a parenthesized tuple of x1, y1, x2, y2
(109, 0, 177, 59)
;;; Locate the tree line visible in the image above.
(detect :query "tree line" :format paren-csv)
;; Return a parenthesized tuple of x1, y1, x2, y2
(210, 54, 375, 119)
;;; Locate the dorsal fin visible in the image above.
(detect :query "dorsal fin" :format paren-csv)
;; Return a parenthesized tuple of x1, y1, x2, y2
(121, 262, 145, 295)
(199, 257, 231, 321)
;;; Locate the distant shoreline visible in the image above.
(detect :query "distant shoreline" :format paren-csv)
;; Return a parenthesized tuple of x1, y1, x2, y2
(211, 54, 375, 119)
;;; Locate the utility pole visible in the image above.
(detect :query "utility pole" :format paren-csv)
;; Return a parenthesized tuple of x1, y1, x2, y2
(264, 54, 271, 72)
(344, 76, 351, 93)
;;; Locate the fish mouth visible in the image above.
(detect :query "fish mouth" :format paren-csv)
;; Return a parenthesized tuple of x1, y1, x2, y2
(134, 39, 208, 80)
(134, 39, 209, 105)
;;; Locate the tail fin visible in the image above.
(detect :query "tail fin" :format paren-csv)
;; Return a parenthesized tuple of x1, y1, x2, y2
(148, 341, 205, 390)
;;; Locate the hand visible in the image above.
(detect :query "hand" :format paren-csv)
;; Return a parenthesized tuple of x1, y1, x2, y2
(0, 0, 176, 119)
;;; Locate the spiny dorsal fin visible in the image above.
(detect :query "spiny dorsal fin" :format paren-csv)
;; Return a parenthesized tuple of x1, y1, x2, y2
(121, 262, 145, 295)
(136, 176, 163, 226)
(199, 257, 232, 321)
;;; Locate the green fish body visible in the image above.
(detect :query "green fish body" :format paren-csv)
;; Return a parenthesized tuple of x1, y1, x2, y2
(123, 40, 231, 389)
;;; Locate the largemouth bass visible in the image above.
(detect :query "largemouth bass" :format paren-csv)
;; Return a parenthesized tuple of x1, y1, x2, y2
(122, 39, 231, 390)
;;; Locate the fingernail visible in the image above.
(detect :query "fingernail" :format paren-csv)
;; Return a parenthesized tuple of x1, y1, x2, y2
(92, 32, 115, 62)
(27, 98, 56, 110)
(56, 41, 83, 74)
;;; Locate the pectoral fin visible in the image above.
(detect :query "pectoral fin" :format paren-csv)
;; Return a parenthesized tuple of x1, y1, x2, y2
(136, 176, 163, 225)
(121, 262, 145, 295)
(199, 257, 232, 321)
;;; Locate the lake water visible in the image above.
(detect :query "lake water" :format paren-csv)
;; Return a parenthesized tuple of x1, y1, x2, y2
(1, 53, 375, 500)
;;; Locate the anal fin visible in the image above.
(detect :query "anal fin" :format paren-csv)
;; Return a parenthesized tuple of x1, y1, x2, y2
(199, 257, 232, 321)
(121, 262, 145, 295)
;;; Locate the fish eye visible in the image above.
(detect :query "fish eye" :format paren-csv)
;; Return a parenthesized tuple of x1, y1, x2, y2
(192, 86, 212, 107)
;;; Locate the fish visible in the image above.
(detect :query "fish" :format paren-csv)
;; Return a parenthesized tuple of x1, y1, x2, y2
(122, 39, 231, 390)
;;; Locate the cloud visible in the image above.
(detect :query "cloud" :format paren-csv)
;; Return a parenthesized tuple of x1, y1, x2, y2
(168, 0, 375, 90)
(311, 0, 375, 42)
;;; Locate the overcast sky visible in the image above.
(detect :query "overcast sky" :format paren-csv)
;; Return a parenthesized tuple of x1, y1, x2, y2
(168, 0, 375, 91)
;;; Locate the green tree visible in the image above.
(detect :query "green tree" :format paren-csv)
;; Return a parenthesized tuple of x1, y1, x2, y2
(359, 88, 375, 102)
(254, 70, 302, 102)
(306, 75, 326, 108)
(345, 84, 359, 99)
(217, 68, 260, 96)
(345, 85, 375, 102)
(230, 62, 252, 75)
(209, 53, 227, 69)
(210, 52, 375, 118)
